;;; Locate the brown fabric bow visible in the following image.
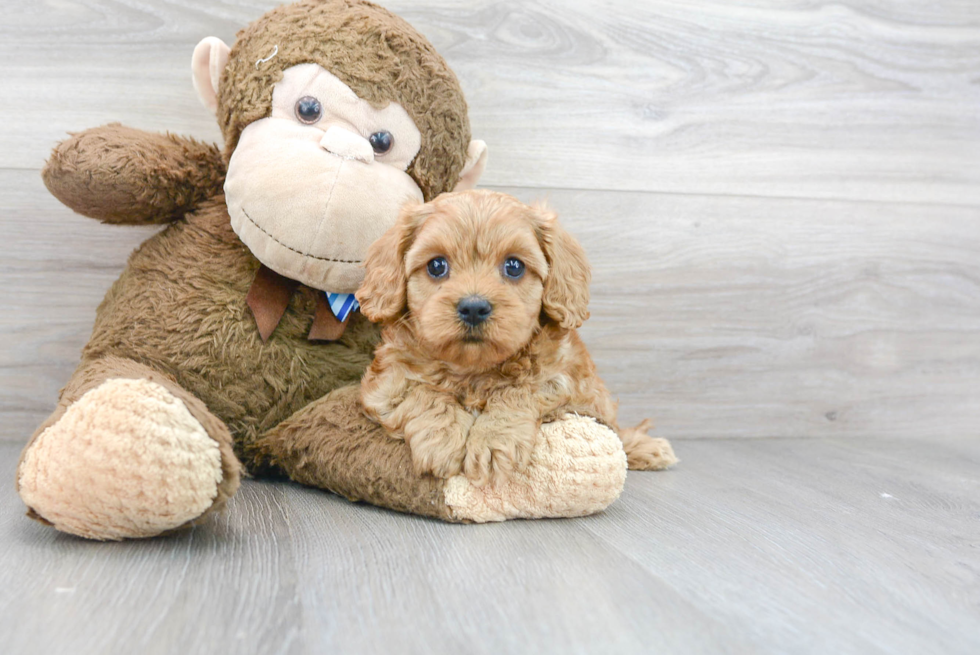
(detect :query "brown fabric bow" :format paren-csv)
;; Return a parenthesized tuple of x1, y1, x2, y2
(246, 265, 350, 342)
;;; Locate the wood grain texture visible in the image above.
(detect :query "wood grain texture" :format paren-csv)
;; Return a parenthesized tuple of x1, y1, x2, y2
(588, 436, 980, 655)
(1, 0, 977, 204)
(0, 170, 160, 440)
(280, 486, 752, 654)
(527, 187, 980, 439)
(0, 447, 302, 655)
(2, 438, 977, 655)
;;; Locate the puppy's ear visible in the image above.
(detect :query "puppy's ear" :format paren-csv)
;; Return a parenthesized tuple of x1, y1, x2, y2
(357, 201, 432, 323)
(532, 204, 591, 330)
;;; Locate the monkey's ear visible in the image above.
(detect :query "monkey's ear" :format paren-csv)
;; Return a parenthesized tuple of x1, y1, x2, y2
(453, 140, 488, 192)
(192, 37, 232, 115)
(356, 202, 433, 323)
(533, 205, 592, 330)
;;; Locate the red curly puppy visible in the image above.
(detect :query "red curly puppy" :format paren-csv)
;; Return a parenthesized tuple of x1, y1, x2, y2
(356, 190, 676, 486)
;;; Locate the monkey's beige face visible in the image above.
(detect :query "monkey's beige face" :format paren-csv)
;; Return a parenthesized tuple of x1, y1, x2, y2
(225, 64, 424, 293)
(404, 200, 549, 370)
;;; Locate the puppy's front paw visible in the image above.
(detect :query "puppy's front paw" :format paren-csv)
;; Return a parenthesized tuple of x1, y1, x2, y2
(406, 423, 469, 479)
(463, 419, 536, 487)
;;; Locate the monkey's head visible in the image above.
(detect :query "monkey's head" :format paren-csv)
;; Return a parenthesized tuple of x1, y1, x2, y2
(190, 0, 487, 294)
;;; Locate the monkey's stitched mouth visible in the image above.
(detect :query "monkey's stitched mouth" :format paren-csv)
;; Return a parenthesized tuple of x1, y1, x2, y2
(240, 208, 363, 264)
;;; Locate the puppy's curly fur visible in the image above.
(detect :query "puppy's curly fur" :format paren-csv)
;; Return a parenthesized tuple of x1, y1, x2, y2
(356, 190, 676, 485)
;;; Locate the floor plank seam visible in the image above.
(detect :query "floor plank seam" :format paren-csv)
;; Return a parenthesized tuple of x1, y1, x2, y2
(489, 183, 980, 210)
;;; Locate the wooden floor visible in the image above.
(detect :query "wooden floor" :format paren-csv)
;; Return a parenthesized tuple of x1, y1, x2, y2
(1, 1, 978, 653)
(1, 437, 978, 655)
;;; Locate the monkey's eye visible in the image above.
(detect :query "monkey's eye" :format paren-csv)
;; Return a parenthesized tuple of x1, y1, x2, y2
(427, 257, 449, 279)
(503, 257, 525, 280)
(369, 131, 394, 154)
(295, 96, 322, 124)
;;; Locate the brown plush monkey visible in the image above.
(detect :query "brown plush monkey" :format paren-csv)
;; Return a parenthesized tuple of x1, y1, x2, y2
(16, 0, 648, 540)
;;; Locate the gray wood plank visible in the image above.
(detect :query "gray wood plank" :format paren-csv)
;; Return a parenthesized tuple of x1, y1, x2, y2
(280, 483, 753, 655)
(588, 437, 980, 655)
(0, 169, 160, 440)
(2, 437, 978, 654)
(5, 168, 977, 441)
(1, 0, 978, 204)
(0, 444, 302, 655)
(527, 187, 980, 440)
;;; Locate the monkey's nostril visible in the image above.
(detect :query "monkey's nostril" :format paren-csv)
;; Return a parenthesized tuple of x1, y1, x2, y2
(457, 296, 492, 327)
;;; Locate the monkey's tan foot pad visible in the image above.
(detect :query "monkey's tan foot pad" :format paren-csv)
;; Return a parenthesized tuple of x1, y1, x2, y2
(18, 378, 224, 540)
(443, 414, 628, 522)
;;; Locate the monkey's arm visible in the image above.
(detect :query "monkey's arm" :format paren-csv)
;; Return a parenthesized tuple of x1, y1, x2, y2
(43, 123, 225, 225)
(248, 385, 630, 523)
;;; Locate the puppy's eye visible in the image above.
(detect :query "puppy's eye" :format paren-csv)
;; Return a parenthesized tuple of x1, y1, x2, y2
(295, 96, 323, 124)
(503, 257, 525, 280)
(427, 257, 449, 279)
(369, 131, 393, 154)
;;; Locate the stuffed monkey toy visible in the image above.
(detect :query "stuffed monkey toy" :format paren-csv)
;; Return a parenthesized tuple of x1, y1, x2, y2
(15, 0, 662, 540)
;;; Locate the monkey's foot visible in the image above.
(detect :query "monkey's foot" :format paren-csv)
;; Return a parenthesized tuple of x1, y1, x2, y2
(443, 414, 628, 522)
(18, 378, 225, 540)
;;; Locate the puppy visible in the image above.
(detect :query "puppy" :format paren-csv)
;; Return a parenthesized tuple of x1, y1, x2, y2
(356, 189, 676, 486)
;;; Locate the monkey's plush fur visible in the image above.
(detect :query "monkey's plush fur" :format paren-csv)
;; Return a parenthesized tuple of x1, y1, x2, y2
(16, 0, 656, 540)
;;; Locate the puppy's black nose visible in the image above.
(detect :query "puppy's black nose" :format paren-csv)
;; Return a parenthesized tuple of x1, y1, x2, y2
(457, 296, 492, 327)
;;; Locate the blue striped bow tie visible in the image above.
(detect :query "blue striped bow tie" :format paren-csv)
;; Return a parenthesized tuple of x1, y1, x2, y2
(325, 293, 360, 323)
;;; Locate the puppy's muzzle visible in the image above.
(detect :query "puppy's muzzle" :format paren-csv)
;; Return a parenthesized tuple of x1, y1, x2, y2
(457, 295, 492, 327)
